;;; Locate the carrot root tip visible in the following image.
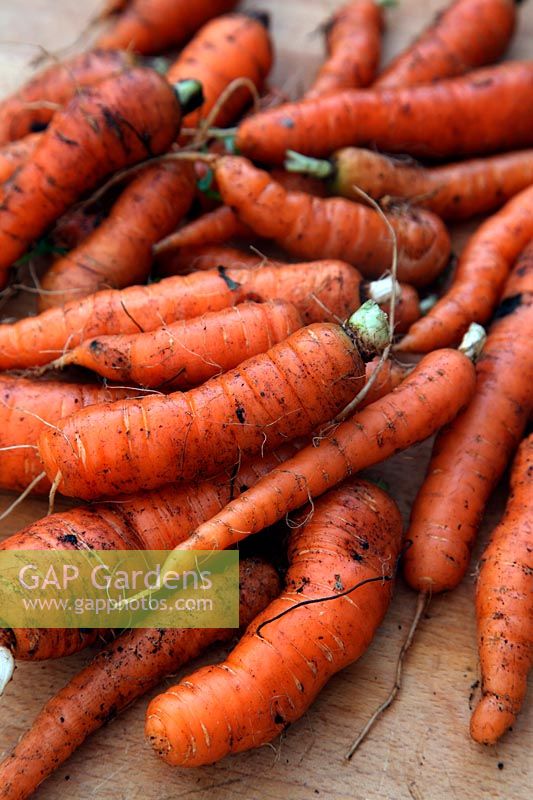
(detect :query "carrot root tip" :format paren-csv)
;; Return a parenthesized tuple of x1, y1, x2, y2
(0, 646, 14, 695)
(346, 300, 389, 359)
(458, 322, 487, 362)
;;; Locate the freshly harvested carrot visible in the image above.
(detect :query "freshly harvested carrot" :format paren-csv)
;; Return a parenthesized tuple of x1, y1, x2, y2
(55, 300, 303, 389)
(360, 356, 412, 407)
(399, 183, 533, 352)
(154, 206, 254, 258)
(470, 433, 533, 745)
(285, 147, 533, 222)
(167, 13, 272, 131)
(37, 307, 384, 499)
(374, 0, 516, 89)
(155, 244, 268, 276)
(0, 135, 40, 184)
(214, 156, 451, 286)
(147, 479, 402, 766)
(171, 347, 476, 553)
(0, 376, 135, 494)
(0, 260, 366, 369)
(0, 558, 279, 800)
(51, 205, 108, 250)
(97, 0, 238, 54)
(0, 68, 201, 287)
(0, 50, 134, 144)
(403, 241, 533, 594)
(269, 167, 329, 196)
(307, 0, 384, 97)
(235, 62, 533, 164)
(38, 161, 195, 310)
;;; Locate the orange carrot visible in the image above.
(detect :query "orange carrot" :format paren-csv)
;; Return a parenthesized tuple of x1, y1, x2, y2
(285, 147, 533, 222)
(0, 558, 279, 800)
(0, 69, 201, 288)
(97, 0, 238, 54)
(51, 205, 109, 250)
(307, 0, 384, 97)
(360, 356, 412, 407)
(403, 241, 533, 594)
(213, 155, 450, 286)
(0, 135, 40, 184)
(146, 479, 402, 766)
(399, 183, 533, 352)
(374, 0, 516, 89)
(0, 50, 134, 144)
(38, 161, 195, 309)
(154, 205, 254, 258)
(155, 243, 267, 276)
(470, 433, 533, 745)
(235, 62, 533, 164)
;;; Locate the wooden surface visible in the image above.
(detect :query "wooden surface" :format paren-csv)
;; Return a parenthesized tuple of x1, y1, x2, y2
(0, 1, 532, 798)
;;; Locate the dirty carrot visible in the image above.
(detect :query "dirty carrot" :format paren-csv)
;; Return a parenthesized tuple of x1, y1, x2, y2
(146, 479, 402, 766)
(306, 0, 384, 97)
(0, 135, 40, 184)
(470, 433, 533, 745)
(154, 205, 254, 258)
(154, 243, 267, 276)
(235, 62, 533, 164)
(403, 240, 533, 593)
(399, 183, 533, 352)
(360, 356, 412, 407)
(38, 161, 195, 309)
(374, 0, 516, 88)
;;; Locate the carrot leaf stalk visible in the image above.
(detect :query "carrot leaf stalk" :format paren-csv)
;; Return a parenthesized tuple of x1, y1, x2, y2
(458, 322, 487, 362)
(367, 276, 401, 304)
(172, 79, 205, 115)
(284, 149, 333, 179)
(345, 299, 389, 359)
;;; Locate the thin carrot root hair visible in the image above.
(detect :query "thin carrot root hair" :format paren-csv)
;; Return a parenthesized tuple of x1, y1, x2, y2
(189, 76, 261, 148)
(0, 471, 46, 522)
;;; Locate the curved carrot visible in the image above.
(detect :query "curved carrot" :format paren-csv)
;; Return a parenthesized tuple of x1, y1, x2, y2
(0, 135, 40, 184)
(403, 241, 533, 593)
(154, 206, 254, 258)
(0, 68, 200, 288)
(38, 161, 195, 309)
(146, 479, 402, 766)
(286, 147, 533, 222)
(0, 260, 363, 369)
(399, 183, 533, 352)
(97, 0, 238, 54)
(374, 0, 516, 89)
(214, 156, 451, 286)
(155, 244, 267, 276)
(235, 62, 533, 164)
(470, 433, 533, 745)
(307, 0, 384, 97)
(360, 356, 412, 406)
(0, 50, 134, 144)
(51, 205, 109, 250)
(57, 300, 303, 389)
(0, 558, 279, 800)
(0, 376, 135, 494)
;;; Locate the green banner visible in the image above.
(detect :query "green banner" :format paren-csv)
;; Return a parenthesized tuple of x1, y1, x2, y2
(0, 550, 239, 629)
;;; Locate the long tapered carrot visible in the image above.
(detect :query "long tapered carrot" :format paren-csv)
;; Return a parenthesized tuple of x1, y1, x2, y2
(154, 243, 262, 276)
(374, 0, 516, 89)
(235, 62, 533, 164)
(285, 147, 533, 222)
(0, 558, 279, 800)
(399, 183, 533, 352)
(403, 241, 533, 594)
(96, 0, 238, 53)
(154, 206, 254, 258)
(0, 135, 40, 184)
(0, 260, 364, 370)
(0, 69, 201, 288)
(146, 479, 402, 766)
(213, 156, 450, 286)
(37, 161, 196, 309)
(0, 376, 135, 494)
(470, 433, 533, 745)
(0, 50, 134, 144)
(306, 0, 384, 97)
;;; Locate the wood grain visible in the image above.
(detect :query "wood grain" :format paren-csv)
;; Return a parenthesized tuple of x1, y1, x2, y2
(0, 1, 531, 798)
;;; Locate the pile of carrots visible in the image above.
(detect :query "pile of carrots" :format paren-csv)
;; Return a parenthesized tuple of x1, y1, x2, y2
(0, 0, 530, 796)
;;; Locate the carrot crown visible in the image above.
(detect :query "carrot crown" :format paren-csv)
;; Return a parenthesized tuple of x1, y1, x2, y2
(458, 323, 487, 362)
(345, 300, 389, 360)
(173, 79, 205, 116)
(284, 150, 333, 180)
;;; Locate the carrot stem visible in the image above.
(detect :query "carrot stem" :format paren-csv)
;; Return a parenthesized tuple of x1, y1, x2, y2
(284, 149, 333, 179)
(172, 79, 205, 115)
(345, 300, 389, 359)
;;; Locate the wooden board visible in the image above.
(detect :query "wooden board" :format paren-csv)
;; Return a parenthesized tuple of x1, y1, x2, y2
(0, 1, 532, 798)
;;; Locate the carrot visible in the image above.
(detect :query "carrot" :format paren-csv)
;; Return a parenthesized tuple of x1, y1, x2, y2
(55, 300, 303, 389)
(235, 62, 533, 164)
(0, 558, 279, 800)
(285, 147, 533, 222)
(470, 433, 533, 745)
(155, 243, 267, 276)
(399, 183, 533, 352)
(360, 356, 412, 407)
(154, 206, 254, 258)
(37, 161, 195, 310)
(0, 135, 40, 184)
(168, 347, 476, 554)
(403, 241, 533, 594)
(269, 167, 329, 196)
(0, 49, 134, 144)
(306, 0, 384, 97)
(96, 0, 238, 54)
(374, 0, 516, 89)
(213, 156, 451, 286)
(167, 13, 272, 131)
(146, 479, 403, 766)
(37, 306, 385, 499)
(0, 259, 366, 369)
(0, 68, 201, 288)
(0, 376, 135, 494)
(51, 205, 109, 251)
